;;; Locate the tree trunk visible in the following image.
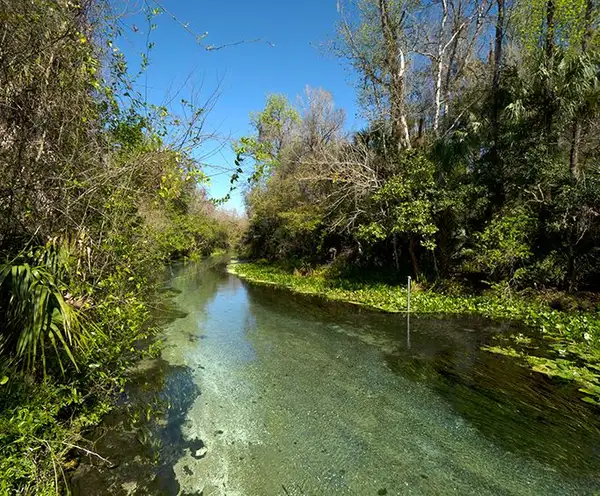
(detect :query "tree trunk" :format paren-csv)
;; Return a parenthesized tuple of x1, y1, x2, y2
(416, 117, 425, 147)
(433, 0, 449, 136)
(392, 234, 400, 272)
(490, 0, 505, 204)
(379, 0, 411, 151)
(491, 0, 504, 147)
(544, 0, 556, 134)
(398, 47, 412, 149)
(443, 31, 459, 120)
(569, 120, 582, 180)
(568, 0, 593, 181)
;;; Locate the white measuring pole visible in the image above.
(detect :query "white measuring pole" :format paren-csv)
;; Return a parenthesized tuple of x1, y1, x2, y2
(407, 276, 411, 348)
(407, 276, 411, 314)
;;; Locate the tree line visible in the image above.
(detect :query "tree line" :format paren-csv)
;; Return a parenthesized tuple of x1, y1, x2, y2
(240, 0, 600, 293)
(0, 0, 245, 375)
(0, 1, 243, 490)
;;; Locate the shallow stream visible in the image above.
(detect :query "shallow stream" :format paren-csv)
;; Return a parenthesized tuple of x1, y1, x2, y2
(70, 259, 600, 495)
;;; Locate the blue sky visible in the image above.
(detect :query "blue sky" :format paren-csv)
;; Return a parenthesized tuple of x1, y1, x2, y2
(117, 1, 361, 212)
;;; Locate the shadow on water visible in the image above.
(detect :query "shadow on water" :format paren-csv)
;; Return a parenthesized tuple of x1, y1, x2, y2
(68, 258, 231, 496)
(68, 358, 203, 495)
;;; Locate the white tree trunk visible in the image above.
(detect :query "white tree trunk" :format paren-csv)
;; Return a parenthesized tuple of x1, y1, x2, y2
(398, 48, 412, 149)
(433, 0, 448, 136)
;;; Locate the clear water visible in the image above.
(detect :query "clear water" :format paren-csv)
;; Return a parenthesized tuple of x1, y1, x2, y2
(71, 259, 600, 495)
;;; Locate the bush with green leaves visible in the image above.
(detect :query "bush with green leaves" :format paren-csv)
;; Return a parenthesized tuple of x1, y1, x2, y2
(0, 0, 244, 492)
(463, 206, 536, 284)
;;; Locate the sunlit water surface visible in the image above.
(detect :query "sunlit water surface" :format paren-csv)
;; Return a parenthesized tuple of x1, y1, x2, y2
(70, 260, 600, 495)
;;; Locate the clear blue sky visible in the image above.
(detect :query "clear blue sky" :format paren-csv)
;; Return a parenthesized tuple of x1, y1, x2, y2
(116, 0, 361, 212)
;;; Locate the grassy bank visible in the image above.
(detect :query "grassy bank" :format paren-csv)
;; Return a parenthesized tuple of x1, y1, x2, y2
(229, 260, 600, 406)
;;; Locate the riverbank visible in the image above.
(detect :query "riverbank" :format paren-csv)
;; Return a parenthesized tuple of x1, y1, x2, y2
(228, 260, 600, 406)
(0, 282, 168, 494)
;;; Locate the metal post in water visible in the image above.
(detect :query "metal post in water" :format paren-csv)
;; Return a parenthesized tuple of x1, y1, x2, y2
(407, 276, 411, 349)
(407, 276, 411, 313)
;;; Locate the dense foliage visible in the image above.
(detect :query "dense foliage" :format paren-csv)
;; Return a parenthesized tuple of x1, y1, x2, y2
(240, 0, 600, 294)
(235, 0, 600, 408)
(0, 0, 242, 492)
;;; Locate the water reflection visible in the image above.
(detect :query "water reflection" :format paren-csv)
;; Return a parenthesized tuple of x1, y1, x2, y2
(69, 359, 203, 495)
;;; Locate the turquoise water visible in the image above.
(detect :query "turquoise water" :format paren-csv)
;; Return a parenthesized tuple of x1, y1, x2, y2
(71, 260, 600, 495)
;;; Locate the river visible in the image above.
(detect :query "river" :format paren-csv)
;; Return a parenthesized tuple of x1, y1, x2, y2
(70, 259, 600, 495)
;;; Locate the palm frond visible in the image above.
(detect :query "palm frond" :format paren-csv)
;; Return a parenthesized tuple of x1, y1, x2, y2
(0, 243, 94, 376)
